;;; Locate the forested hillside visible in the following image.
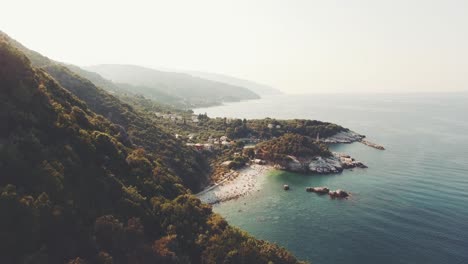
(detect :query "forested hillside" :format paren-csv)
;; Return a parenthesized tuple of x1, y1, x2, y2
(0, 35, 304, 264)
(65, 64, 188, 109)
(86, 64, 260, 107)
(256, 134, 331, 163)
(0, 31, 210, 192)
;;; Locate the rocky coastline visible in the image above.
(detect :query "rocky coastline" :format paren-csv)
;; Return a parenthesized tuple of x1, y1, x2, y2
(320, 130, 365, 144)
(273, 152, 367, 174)
(322, 130, 385, 150)
(360, 139, 385, 150)
(197, 130, 376, 205)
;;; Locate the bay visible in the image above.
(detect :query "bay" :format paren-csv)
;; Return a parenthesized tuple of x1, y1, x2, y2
(195, 92, 468, 264)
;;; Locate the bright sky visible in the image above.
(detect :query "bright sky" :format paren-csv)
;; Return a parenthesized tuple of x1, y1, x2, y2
(2, 0, 467, 93)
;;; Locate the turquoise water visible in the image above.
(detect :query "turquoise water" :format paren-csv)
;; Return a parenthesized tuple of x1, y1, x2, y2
(195, 93, 468, 264)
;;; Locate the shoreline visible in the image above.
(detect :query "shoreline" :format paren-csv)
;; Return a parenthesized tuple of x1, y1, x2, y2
(197, 164, 274, 205)
(196, 131, 378, 205)
(196, 150, 368, 205)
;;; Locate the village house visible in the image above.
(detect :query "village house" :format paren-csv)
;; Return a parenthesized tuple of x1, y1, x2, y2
(221, 140, 232, 146)
(221, 160, 233, 167)
(253, 159, 266, 165)
(191, 115, 199, 123)
(186, 143, 204, 151)
(203, 143, 214, 151)
(194, 143, 204, 151)
(225, 118, 235, 124)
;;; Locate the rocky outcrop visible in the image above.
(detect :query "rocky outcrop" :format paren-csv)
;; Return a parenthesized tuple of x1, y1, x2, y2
(360, 139, 385, 150)
(305, 187, 350, 199)
(306, 186, 329, 194)
(324, 131, 385, 150)
(260, 131, 369, 175)
(321, 130, 365, 144)
(334, 153, 368, 169)
(284, 155, 307, 172)
(308, 156, 343, 173)
(328, 189, 349, 198)
(277, 152, 366, 174)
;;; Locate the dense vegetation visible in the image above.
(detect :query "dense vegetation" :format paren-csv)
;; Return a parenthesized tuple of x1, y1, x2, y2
(244, 119, 346, 139)
(0, 37, 305, 264)
(256, 134, 331, 163)
(0, 31, 210, 192)
(120, 106, 345, 183)
(155, 114, 347, 143)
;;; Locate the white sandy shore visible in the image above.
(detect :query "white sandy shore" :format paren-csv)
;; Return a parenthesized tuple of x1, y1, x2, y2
(197, 164, 274, 205)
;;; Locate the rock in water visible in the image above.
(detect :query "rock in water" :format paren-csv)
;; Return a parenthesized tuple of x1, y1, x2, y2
(306, 187, 330, 194)
(328, 189, 349, 198)
(334, 152, 368, 170)
(283, 185, 290, 190)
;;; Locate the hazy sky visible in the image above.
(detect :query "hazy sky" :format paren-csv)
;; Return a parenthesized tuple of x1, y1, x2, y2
(2, 0, 467, 93)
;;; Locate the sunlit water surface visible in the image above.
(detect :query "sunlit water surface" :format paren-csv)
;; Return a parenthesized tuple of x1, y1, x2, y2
(195, 93, 468, 264)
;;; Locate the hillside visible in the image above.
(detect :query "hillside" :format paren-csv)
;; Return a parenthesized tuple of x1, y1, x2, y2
(186, 70, 282, 95)
(256, 134, 331, 163)
(0, 36, 304, 264)
(64, 64, 187, 109)
(0, 31, 209, 191)
(85, 64, 260, 107)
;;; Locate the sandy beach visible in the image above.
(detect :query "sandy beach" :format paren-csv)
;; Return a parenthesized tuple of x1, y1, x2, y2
(197, 164, 274, 204)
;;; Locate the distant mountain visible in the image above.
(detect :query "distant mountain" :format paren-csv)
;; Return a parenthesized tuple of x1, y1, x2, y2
(64, 64, 189, 108)
(86, 64, 260, 107)
(186, 71, 282, 95)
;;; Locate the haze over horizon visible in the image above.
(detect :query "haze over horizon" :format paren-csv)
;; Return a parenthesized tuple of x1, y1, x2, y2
(2, 0, 467, 94)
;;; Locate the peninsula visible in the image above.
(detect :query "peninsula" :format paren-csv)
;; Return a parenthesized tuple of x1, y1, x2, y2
(190, 120, 376, 204)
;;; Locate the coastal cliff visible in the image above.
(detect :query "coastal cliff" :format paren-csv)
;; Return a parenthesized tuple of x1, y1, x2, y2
(273, 152, 367, 174)
(256, 133, 367, 174)
(320, 130, 365, 143)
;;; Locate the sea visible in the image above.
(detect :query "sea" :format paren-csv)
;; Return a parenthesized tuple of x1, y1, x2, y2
(195, 92, 468, 264)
